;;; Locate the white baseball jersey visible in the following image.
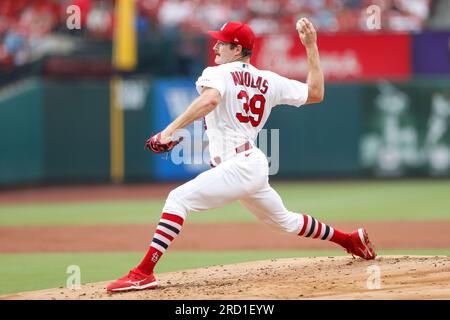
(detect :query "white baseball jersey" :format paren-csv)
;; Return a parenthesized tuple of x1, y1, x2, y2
(195, 61, 308, 159)
(163, 61, 313, 238)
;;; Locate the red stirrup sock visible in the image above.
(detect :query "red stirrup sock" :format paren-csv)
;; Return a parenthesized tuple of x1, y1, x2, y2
(136, 212, 184, 275)
(298, 214, 350, 247)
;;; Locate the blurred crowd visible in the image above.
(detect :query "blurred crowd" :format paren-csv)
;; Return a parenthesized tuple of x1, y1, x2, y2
(150, 0, 433, 35)
(0, 0, 445, 70)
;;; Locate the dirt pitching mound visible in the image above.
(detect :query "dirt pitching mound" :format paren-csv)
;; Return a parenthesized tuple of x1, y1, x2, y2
(2, 256, 450, 300)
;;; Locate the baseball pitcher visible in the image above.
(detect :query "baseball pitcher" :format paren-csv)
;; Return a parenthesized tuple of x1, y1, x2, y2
(107, 18, 376, 293)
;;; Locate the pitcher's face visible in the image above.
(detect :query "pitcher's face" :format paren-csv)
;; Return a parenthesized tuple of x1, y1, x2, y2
(213, 41, 241, 65)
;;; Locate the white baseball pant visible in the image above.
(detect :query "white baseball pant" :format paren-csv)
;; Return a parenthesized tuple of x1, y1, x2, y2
(162, 146, 303, 234)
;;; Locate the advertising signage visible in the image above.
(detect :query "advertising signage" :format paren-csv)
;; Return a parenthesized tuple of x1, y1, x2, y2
(208, 33, 411, 81)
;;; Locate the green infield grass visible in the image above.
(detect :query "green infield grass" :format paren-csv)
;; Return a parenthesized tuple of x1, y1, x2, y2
(0, 180, 449, 226)
(0, 248, 449, 295)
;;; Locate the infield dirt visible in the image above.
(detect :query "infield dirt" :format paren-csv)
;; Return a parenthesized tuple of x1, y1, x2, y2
(2, 221, 450, 253)
(2, 255, 450, 300)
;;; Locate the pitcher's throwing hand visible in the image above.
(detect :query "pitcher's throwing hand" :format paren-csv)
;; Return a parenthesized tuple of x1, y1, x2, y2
(297, 17, 317, 48)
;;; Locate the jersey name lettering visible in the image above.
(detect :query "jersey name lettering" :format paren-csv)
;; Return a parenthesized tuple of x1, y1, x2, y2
(230, 71, 269, 94)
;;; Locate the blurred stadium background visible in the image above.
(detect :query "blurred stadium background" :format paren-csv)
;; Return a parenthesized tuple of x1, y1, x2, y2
(1, 0, 450, 296)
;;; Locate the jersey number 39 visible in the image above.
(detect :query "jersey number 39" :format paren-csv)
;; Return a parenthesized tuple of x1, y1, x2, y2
(235, 90, 266, 127)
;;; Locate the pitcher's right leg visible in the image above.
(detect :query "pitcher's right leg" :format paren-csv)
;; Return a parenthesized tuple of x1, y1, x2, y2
(240, 184, 376, 260)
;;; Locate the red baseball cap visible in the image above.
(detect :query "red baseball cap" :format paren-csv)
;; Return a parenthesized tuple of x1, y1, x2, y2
(208, 22, 255, 51)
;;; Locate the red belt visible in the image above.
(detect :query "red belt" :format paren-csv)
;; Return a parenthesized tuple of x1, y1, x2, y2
(210, 141, 252, 167)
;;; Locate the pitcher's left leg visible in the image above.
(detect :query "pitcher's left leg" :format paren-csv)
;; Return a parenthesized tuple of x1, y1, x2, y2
(107, 157, 267, 293)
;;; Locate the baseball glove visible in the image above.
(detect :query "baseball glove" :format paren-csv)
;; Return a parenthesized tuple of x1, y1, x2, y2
(145, 132, 183, 154)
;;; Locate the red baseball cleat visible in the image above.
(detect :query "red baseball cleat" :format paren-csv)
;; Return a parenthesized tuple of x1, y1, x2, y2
(345, 228, 377, 260)
(107, 268, 158, 293)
